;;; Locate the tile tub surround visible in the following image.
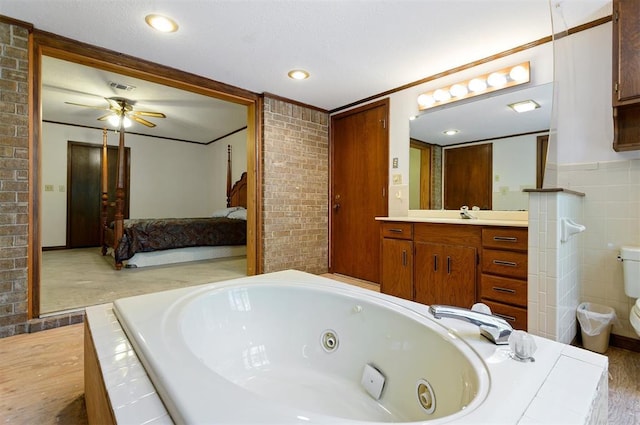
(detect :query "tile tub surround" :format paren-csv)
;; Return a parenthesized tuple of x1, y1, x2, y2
(86, 271, 607, 424)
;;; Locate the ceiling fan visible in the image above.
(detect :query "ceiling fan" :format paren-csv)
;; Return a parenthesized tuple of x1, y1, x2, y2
(64, 96, 166, 128)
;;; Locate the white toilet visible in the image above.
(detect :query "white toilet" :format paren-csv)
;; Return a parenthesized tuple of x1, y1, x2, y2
(620, 246, 640, 336)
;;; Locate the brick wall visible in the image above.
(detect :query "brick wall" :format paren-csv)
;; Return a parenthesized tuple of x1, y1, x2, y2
(0, 21, 29, 337)
(262, 97, 329, 274)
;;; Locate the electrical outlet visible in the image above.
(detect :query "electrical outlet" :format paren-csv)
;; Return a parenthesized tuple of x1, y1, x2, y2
(58, 185, 65, 192)
(392, 174, 402, 184)
(44, 185, 53, 192)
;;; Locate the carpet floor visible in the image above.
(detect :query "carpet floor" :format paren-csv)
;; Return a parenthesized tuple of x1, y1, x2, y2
(40, 248, 247, 315)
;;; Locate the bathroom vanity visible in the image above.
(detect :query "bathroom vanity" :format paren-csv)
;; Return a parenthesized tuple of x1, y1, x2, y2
(378, 211, 529, 330)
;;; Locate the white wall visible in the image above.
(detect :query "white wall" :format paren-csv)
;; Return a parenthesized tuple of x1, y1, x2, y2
(553, 22, 640, 341)
(41, 122, 247, 247)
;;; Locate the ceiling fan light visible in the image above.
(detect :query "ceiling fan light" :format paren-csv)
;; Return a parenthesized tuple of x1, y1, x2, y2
(123, 116, 133, 128)
(107, 115, 121, 127)
(145, 14, 179, 33)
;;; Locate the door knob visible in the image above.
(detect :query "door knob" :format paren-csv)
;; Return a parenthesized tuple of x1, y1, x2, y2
(333, 203, 341, 211)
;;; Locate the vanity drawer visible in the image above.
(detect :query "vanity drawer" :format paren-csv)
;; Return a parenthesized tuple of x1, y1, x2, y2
(381, 222, 413, 240)
(482, 249, 528, 279)
(481, 300, 528, 331)
(480, 274, 527, 307)
(482, 228, 528, 251)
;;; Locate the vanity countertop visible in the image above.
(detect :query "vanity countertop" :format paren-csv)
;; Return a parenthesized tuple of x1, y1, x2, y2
(376, 210, 528, 227)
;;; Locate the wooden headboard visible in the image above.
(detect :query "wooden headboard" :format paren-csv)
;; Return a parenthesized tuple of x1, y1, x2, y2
(229, 172, 247, 208)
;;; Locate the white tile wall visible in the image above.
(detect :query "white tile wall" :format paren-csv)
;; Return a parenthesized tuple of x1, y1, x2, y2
(528, 190, 584, 343)
(558, 159, 640, 340)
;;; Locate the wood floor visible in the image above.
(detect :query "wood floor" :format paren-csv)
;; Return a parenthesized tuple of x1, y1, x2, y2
(1, 276, 639, 424)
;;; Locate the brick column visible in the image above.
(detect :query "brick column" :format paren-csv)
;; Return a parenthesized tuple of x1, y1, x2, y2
(262, 97, 329, 274)
(0, 21, 29, 337)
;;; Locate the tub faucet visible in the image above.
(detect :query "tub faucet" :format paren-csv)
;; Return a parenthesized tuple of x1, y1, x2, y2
(429, 305, 513, 345)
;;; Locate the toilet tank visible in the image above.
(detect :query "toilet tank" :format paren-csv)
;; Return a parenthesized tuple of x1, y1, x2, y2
(621, 246, 640, 298)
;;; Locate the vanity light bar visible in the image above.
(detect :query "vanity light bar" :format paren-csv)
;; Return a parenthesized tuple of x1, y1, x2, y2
(417, 61, 531, 111)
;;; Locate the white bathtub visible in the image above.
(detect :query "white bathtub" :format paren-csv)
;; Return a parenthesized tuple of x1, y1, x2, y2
(113, 270, 490, 424)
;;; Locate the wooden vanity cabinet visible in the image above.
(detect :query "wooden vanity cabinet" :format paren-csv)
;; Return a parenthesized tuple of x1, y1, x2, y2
(479, 227, 528, 330)
(612, 0, 640, 151)
(380, 222, 414, 299)
(380, 221, 529, 329)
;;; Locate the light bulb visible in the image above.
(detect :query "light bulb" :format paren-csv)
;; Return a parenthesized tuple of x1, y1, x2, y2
(417, 94, 435, 108)
(509, 65, 529, 82)
(449, 84, 468, 98)
(468, 78, 487, 93)
(487, 72, 507, 87)
(433, 89, 451, 102)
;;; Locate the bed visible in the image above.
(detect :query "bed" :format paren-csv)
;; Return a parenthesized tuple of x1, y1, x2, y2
(100, 131, 247, 270)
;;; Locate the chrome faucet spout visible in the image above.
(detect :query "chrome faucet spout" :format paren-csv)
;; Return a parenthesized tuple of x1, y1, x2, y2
(459, 206, 475, 219)
(429, 304, 513, 345)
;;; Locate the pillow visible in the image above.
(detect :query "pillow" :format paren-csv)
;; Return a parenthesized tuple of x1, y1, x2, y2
(227, 207, 247, 220)
(211, 206, 242, 217)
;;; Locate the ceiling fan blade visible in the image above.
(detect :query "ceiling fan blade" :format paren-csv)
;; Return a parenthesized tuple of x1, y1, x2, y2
(96, 113, 114, 121)
(129, 115, 156, 128)
(130, 110, 166, 118)
(64, 101, 110, 111)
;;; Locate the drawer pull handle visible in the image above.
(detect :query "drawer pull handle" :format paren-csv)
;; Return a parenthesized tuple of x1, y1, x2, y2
(492, 286, 516, 294)
(493, 260, 517, 267)
(388, 228, 404, 233)
(493, 236, 518, 242)
(494, 313, 517, 322)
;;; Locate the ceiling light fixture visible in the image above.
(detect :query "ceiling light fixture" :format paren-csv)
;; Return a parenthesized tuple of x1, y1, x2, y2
(443, 129, 459, 136)
(508, 99, 541, 113)
(107, 114, 132, 129)
(145, 14, 179, 33)
(417, 61, 531, 111)
(288, 69, 310, 80)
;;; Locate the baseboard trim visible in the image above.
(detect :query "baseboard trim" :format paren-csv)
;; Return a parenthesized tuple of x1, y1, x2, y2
(42, 246, 67, 251)
(610, 334, 640, 353)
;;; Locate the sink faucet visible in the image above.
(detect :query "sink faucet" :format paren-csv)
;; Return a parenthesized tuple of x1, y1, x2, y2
(459, 206, 475, 219)
(429, 305, 513, 345)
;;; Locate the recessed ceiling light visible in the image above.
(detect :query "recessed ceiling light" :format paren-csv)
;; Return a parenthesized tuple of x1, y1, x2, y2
(288, 69, 310, 80)
(443, 129, 459, 136)
(145, 14, 179, 33)
(508, 100, 540, 113)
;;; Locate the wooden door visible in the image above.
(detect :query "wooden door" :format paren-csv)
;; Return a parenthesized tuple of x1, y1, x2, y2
(330, 99, 389, 283)
(67, 142, 129, 248)
(380, 238, 413, 299)
(443, 143, 492, 210)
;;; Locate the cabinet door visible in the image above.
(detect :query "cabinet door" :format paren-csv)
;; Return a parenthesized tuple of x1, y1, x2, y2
(415, 242, 476, 308)
(614, 0, 640, 105)
(381, 238, 413, 300)
(441, 244, 477, 308)
(414, 242, 442, 305)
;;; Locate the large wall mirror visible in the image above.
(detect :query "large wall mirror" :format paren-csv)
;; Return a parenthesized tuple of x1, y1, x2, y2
(409, 74, 553, 211)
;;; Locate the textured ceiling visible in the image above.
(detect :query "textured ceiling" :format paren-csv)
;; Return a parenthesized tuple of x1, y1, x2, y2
(1, 0, 611, 141)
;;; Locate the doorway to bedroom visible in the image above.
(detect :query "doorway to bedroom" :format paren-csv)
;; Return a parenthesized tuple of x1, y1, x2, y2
(34, 36, 259, 317)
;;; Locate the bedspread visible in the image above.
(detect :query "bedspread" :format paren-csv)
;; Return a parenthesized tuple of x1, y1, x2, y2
(114, 217, 246, 263)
